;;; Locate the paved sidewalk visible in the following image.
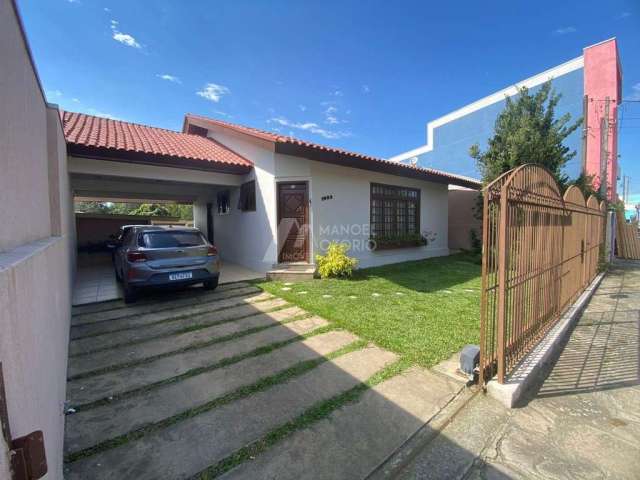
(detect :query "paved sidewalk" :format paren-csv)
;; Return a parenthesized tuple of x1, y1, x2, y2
(396, 260, 640, 479)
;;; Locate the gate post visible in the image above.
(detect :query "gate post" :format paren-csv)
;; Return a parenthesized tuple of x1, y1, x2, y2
(496, 182, 509, 383)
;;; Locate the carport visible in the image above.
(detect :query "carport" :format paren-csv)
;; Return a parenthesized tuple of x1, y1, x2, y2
(63, 111, 264, 304)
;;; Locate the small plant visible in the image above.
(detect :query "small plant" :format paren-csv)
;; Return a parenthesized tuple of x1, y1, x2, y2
(315, 242, 358, 279)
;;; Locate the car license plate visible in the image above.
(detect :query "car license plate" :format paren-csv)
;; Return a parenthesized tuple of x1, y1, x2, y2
(169, 271, 193, 281)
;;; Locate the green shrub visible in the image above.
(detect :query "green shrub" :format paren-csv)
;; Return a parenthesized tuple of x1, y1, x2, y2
(315, 242, 358, 279)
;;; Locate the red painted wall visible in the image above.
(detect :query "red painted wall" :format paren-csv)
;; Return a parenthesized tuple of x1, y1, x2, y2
(584, 39, 622, 201)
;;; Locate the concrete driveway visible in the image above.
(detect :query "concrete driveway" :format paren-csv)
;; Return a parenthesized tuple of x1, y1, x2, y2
(64, 281, 465, 479)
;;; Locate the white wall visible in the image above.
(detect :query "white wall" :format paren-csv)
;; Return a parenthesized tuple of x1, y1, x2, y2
(274, 153, 450, 269)
(0, 1, 72, 478)
(205, 130, 279, 272)
(201, 127, 451, 272)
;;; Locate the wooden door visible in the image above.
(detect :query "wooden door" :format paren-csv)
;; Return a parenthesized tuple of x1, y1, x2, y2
(277, 182, 309, 263)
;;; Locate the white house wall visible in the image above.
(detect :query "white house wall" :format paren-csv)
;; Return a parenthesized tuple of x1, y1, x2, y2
(0, 2, 73, 477)
(205, 130, 279, 272)
(274, 153, 450, 269)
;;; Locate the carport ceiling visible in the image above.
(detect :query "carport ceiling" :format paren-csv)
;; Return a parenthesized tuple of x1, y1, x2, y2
(70, 173, 228, 203)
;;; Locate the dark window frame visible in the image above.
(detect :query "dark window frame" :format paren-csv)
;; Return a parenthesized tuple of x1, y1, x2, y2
(238, 180, 256, 212)
(370, 183, 420, 240)
(217, 190, 231, 215)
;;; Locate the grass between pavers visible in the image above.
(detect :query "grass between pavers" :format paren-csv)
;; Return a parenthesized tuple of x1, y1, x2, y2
(70, 290, 272, 338)
(194, 358, 411, 479)
(73, 323, 337, 411)
(67, 307, 306, 381)
(71, 282, 252, 322)
(64, 338, 368, 464)
(69, 297, 282, 357)
(256, 253, 481, 368)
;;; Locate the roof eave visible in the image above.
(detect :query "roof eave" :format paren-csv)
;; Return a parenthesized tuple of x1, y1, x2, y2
(67, 144, 253, 175)
(275, 143, 480, 189)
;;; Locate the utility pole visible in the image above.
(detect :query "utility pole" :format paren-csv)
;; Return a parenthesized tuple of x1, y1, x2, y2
(581, 95, 588, 176)
(623, 175, 630, 205)
(599, 97, 610, 200)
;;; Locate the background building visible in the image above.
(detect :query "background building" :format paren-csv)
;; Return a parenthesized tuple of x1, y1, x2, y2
(390, 39, 623, 201)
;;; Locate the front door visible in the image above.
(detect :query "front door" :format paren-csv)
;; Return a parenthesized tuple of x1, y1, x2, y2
(277, 182, 309, 263)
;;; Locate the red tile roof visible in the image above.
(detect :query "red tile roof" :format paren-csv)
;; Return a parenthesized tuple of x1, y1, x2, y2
(62, 111, 253, 173)
(184, 114, 481, 189)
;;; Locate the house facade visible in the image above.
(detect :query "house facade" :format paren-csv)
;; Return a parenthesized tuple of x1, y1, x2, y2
(63, 111, 480, 277)
(180, 114, 479, 273)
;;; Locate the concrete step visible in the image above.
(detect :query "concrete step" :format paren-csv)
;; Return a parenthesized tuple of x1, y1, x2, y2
(267, 269, 316, 282)
(267, 263, 316, 281)
(66, 316, 328, 407)
(71, 284, 260, 329)
(64, 346, 397, 480)
(71, 282, 250, 320)
(221, 367, 463, 480)
(69, 293, 277, 354)
(64, 330, 359, 455)
(67, 304, 302, 379)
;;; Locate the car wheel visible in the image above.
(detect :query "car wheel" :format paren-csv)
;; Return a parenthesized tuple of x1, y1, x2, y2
(123, 283, 137, 303)
(203, 278, 219, 291)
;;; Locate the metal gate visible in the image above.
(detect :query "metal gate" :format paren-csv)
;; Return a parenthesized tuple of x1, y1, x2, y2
(479, 164, 606, 384)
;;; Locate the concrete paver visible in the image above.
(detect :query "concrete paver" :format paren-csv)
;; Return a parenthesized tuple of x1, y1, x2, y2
(70, 282, 251, 322)
(67, 304, 303, 378)
(69, 295, 283, 354)
(66, 316, 329, 406)
(65, 330, 359, 455)
(70, 288, 270, 338)
(65, 346, 398, 480)
(222, 367, 463, 480)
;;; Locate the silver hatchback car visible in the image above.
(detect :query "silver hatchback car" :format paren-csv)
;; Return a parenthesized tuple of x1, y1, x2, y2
(112, 225, 220, 303)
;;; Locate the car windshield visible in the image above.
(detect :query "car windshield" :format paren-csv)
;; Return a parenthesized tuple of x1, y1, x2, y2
(140, 231, 205, 248)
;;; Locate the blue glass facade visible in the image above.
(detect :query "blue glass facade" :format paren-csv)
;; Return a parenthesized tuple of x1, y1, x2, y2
(415, 68, 584, 180)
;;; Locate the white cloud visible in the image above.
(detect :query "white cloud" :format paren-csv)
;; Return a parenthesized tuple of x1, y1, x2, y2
(72, 98, 80, 103)
(324, 105, 339, 124)
(616, 12, 631, 19)
(268, 117, 351, 140)
(331, 89, 343, 97)
(554, 26, 577, 35)
(362, 84, 370, 94)
(627, 82, 640, 101)
(299, 104, 307, 112)
(86, 108, 120, 120)
(157, 74, 181, 84)
(196, 83, 230, 102)
(104, 7, 111, 12)
(110, 19, 141, 48)
(46, 89, 63, 98)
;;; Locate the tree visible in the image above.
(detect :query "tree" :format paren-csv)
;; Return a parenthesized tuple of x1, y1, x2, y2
(470, 81, 582, 187)
(131, 203, 171, 217)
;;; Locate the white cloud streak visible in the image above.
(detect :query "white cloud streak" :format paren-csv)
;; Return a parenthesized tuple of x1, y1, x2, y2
(196, 83, 230, 102)
(110, 19, 141, 48)
(157, 74, 181, 84)
(554, 26, 577, 35)
(269, 117, 351, 140)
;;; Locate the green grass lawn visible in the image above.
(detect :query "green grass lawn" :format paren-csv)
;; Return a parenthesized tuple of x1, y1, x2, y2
(257, 252, 481, 368)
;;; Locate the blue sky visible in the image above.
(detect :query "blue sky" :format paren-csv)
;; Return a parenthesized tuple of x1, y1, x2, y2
(18, 0, 640, 195)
